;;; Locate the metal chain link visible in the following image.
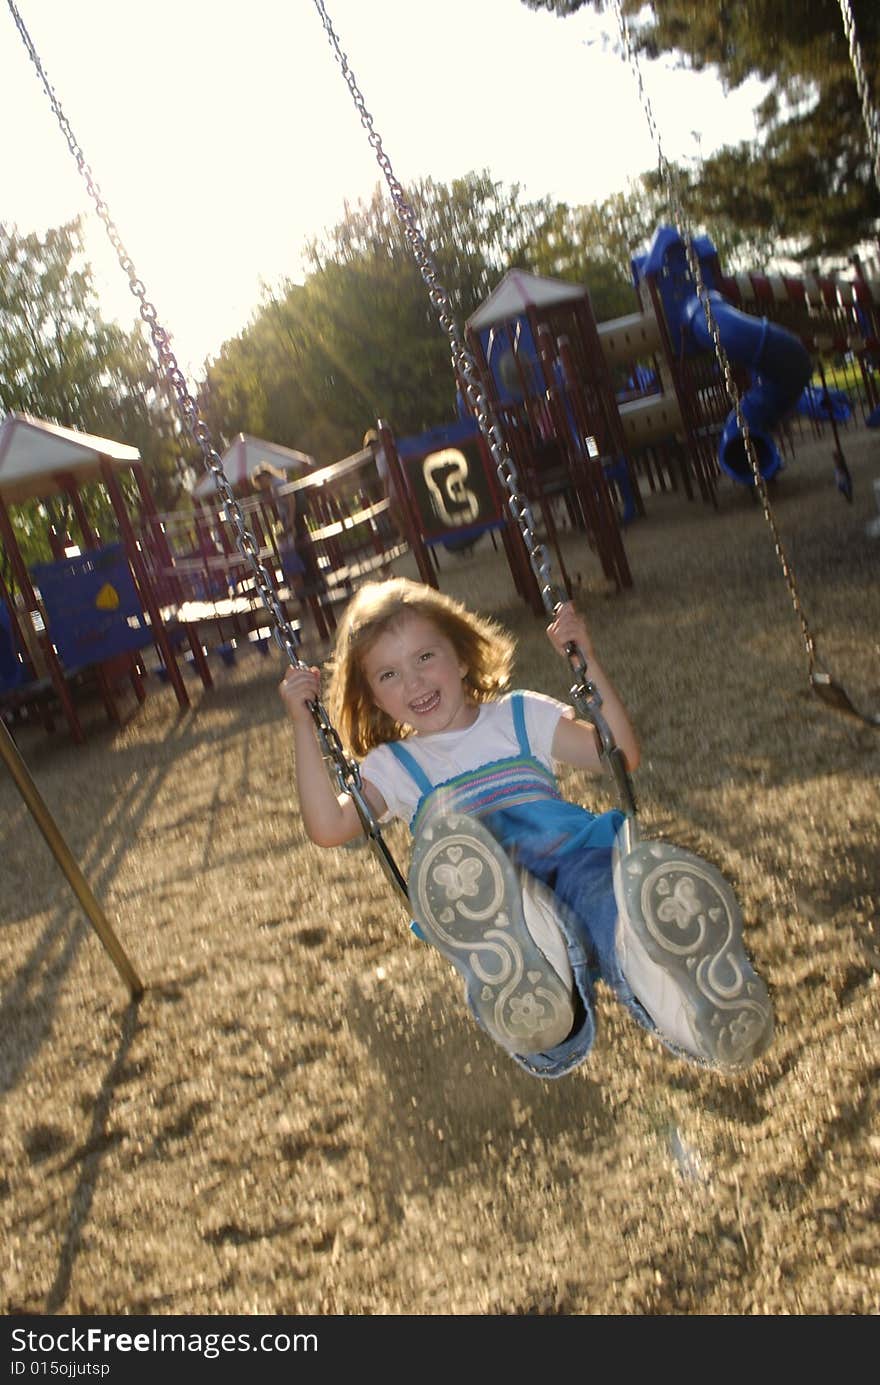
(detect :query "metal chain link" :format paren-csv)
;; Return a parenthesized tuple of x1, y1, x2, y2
(310, 0, 619, 751)
(311, 0, 561, 614)
(608, 0, 827, 674)
(838, 0, 880, 190)
(5, 0, 417, 895)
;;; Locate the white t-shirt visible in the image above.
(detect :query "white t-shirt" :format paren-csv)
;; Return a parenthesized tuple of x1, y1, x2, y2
(361, 690, 572, 825)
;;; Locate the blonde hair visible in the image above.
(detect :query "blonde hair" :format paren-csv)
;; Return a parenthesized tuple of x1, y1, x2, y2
(327, 577, 515, 756)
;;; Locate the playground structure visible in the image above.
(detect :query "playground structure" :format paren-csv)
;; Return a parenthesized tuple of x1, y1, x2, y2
(631, 227, 814, 488)
(718, 258, 880, 443)
(0, 404, 556, 745)
(0, 412, 211, 745)
(464, 268, 634, 593)
(381, 414, 554, 615)
(177, 421, 550, 626)
(168, 436, 410, 646)
(143, 432, 322, 648)
(153, 226, 880, 641)
(450, 225, 880, 523)
(6, 221, 879, 750)
(190, 432, 317, 499)
(0, 414, 417, 746)
(625, 230, 880, 495)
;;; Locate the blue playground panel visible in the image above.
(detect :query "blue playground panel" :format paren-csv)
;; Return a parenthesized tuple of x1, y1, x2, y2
(0, 599, 31, 693)
(30, 543, 153, 669)
(479, 318, 544, 405)
(396, 419, 505, 548)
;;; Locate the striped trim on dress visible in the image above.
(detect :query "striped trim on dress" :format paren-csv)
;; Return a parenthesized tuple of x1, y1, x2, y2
(410, 756, 561, 834)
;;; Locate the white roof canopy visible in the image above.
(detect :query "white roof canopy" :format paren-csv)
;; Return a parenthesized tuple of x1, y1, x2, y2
(466, 269, 587, 332)
(0, 412, 140, 505)
(192, 433, 316, 499)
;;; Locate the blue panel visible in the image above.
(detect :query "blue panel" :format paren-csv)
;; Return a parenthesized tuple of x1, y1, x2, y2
(394, 421, 504, 544)
(31, 543, 152, 668)
(396, 417, 481, 460)
(0, 599, 31, 692)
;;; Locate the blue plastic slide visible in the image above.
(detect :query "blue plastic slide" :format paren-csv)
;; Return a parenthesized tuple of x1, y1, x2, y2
(683, 291, 813, 482)
(796, 383, 853, 424)
(635, 226, 813, 484)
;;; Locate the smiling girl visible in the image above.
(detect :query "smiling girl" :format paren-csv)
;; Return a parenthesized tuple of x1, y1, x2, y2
(279, 577, 772, 1079)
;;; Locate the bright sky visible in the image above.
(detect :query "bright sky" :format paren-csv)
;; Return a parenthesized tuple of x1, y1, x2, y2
(2, 0, 768, 378)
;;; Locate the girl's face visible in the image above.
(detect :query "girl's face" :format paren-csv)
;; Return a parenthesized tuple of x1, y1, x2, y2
(360, 612, 476, 736)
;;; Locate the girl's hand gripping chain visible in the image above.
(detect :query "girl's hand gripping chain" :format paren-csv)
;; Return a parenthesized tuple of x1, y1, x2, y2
(279, 663, 388, 848)
(279, 663, 322, 725)
(545, 602, 640, 779)
(546, 601, 596, 662)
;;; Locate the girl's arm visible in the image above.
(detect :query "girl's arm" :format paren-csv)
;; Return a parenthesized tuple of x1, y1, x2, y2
(546, 603, 641, 774)
(279, 665, 388, 846)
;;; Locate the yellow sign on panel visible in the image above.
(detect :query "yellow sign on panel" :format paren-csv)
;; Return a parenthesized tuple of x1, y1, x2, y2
(95, 583, 120, 611)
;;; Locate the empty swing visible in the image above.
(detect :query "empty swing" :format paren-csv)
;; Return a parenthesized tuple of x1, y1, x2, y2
(604, 0, 879, 730)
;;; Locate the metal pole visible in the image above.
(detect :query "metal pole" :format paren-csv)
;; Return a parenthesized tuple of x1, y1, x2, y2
(0, 717, 144, 997)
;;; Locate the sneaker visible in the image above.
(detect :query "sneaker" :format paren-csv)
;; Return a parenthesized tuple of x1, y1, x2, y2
(409, 813, 576, 1054)
(520, 873, 574, 993)
(613, 837, 773, 1070)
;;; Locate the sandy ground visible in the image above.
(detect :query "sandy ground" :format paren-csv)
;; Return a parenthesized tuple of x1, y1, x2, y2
(1, 422, 878, 1317)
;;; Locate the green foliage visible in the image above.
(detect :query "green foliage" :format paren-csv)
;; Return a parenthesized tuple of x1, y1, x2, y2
(1, 220, 189, 564)
(199, 170, 661, 462)
(525, 183, 670, 317)
(520, 0, 880, 262)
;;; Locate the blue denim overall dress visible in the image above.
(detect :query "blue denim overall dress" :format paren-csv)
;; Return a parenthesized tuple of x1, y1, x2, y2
(388, 693, 654, 1078)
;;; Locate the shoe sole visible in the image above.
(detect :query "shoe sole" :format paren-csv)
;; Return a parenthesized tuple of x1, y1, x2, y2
(409, 814, 575, 1054)
(613, 839, 774, 1070)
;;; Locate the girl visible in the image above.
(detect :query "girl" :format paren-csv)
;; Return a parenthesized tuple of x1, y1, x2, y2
(280, 578, 772, 1079)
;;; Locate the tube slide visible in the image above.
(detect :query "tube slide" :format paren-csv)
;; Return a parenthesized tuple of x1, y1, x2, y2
(681, 290, 812, 484)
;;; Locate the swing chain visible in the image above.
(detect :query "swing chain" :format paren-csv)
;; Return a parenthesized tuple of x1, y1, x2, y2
(608, 0, 827, 677)
(837, 0, 880, 190)
(311, 0, 565, 621)
(6, 0, 407, 864)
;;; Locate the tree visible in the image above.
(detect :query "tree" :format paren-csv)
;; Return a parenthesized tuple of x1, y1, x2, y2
(201, 172, 533, 459)
(521, 0, 880, 263)
(524, 183, 674, 318)
(199, 170, 663, 459)
(1, 220, 189, 561)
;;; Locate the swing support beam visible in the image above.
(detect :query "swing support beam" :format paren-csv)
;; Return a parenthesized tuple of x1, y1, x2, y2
(0, 717, 144, 998)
